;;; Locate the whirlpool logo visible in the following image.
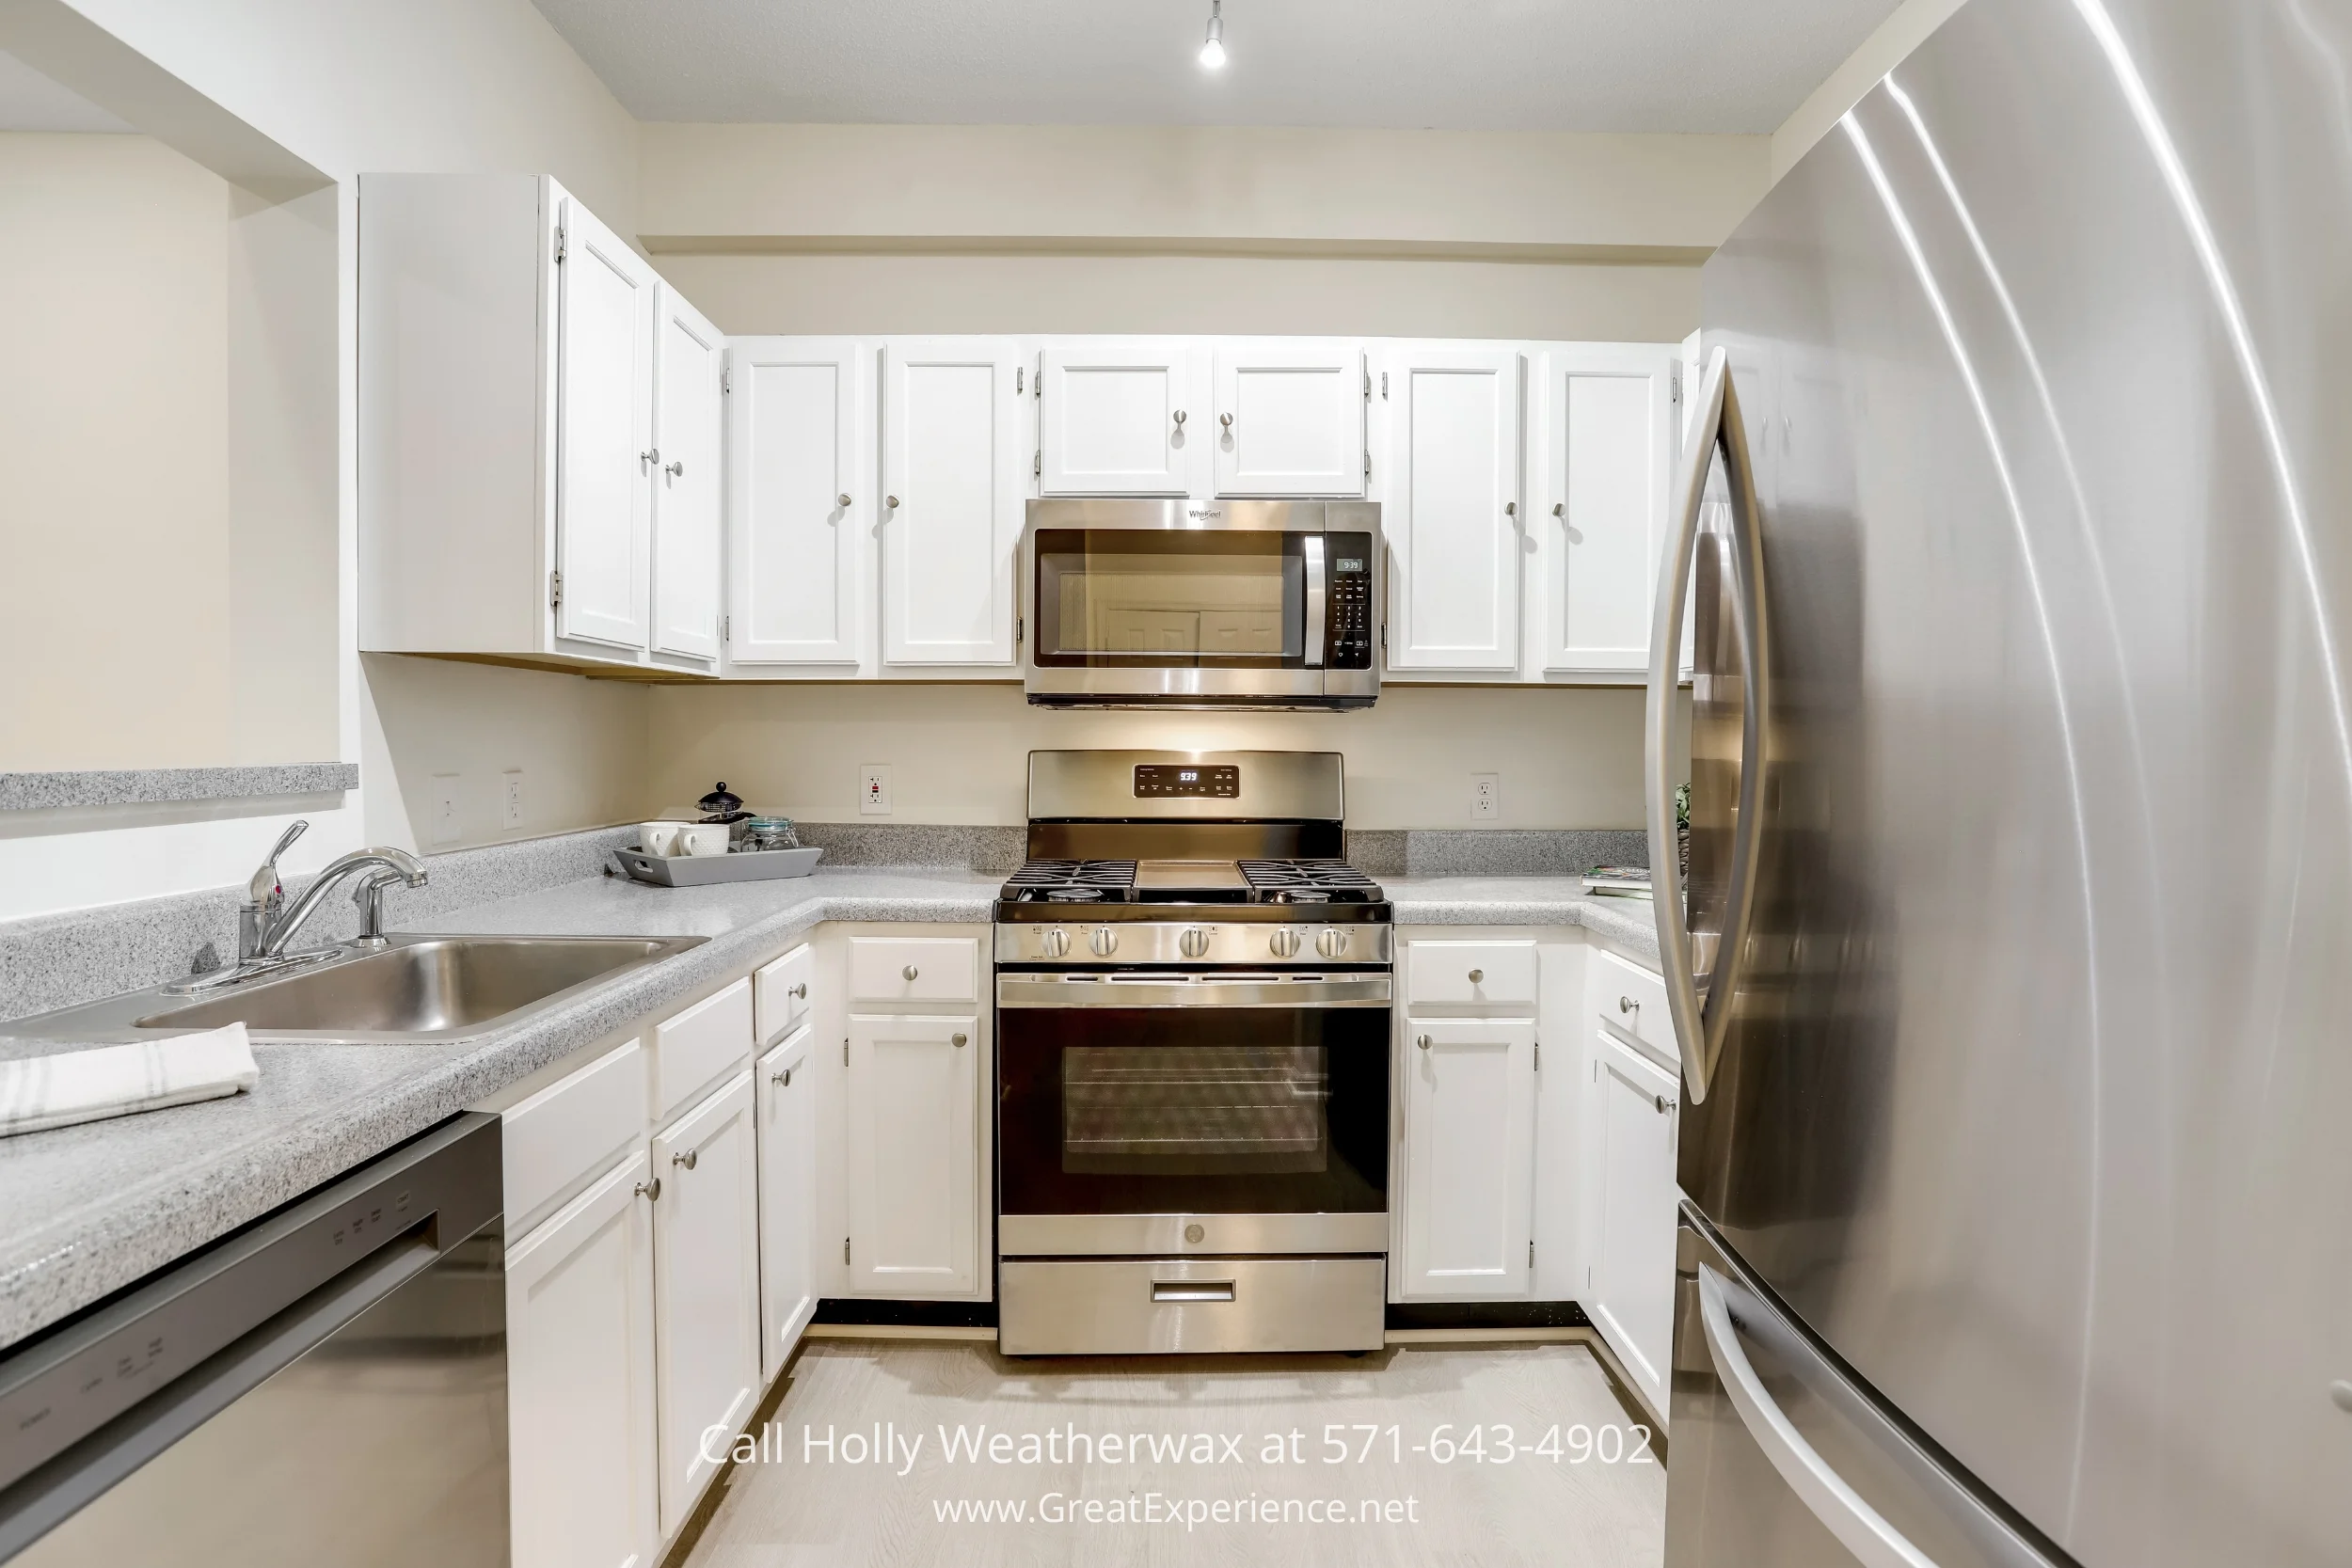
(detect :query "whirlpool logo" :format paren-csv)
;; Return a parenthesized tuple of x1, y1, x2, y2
(1187, 509, 1223, 520)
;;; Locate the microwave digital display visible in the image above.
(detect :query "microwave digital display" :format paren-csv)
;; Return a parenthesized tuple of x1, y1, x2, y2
(1334, 558, 1365, 573)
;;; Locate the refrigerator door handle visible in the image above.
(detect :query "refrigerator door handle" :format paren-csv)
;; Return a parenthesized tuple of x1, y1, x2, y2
(1647, 346, 1770, 1104)
(1698, 1264, 1939, 1568)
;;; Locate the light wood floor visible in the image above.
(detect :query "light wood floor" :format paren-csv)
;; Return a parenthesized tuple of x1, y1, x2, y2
(678, 1339, 1666, 1568)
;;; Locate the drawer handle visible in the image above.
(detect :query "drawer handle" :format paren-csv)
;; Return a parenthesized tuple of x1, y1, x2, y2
(1152, 1280, 1235, 1303)
(789, 982, 807, 999)
(903, 964, 919, 981)
(1468, 968, 1485, 983)
(1415, 1034, 1432, 1051)
(1620, 996, 1641, 1015)
(634, 1177, 661, 1202)
(672, 1148, 698, 1170)
(952, 1032, 968, 1048)
(772, 1067, 793, 1086)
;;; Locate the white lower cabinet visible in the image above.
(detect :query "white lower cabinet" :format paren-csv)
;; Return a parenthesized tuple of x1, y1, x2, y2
(845, 1012, 982, 1295)
(755, 1027, 817, 1379)
(1588, 1027, 1680, 1420)
(506, 1150, 660, 1568)
(1396, 1016, 1535, 1299)
(649, 1071, 762, 1537)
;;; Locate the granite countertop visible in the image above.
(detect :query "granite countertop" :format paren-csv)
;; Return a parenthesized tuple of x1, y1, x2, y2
(0, 867, 1658, 1352)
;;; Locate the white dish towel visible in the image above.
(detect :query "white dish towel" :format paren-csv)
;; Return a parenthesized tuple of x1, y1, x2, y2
(0, 1024, 259, 1137)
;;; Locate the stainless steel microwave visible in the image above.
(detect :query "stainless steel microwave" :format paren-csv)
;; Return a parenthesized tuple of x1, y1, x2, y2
(1020, 499, 1381, 709)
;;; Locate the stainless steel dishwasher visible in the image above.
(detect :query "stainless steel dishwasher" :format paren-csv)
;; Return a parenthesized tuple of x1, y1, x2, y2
(0, 1114, 506, 1565)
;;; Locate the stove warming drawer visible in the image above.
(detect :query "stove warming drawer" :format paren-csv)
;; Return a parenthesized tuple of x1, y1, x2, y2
(999, 1257, 1385, 1355)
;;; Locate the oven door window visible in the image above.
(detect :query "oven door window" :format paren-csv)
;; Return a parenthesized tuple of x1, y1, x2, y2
(999, 1006, 1388, 1214)
(1031, 529, 1306, 667)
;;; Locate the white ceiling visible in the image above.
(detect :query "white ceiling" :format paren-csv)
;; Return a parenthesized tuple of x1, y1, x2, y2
(528, 0, 1902, 133)
(0, 47, 134, 133)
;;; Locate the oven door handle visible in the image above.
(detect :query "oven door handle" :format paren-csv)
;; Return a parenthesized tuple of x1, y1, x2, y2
(996, 974, 1391, 1008)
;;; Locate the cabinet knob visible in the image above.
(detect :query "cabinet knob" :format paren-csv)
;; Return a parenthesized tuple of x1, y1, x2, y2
(952, 1032, 968, 1048)
(1504, 500, 1518, 517)
(1172, 409, 1187, 426)
(789, 981, 807, 999)
(1655, 1093, 1673, 1115)
(1552, 501, 1565, 517)
(1468, 968, 1485, 983)
(641, 448, 659, 470)
(1219, 412, 1233, 428)
(672, 1148, 698, 1170)
(1416, 1034, 1432, 1051)
(772, 1067, 793, 1086)
(634, 1177, 661, 1202)
(903, 964, 919, 981)
(1620, 996, 1640, 1015)
(886, 495, 900, 510)
(837, 493, 852, 508)
(665, 459, 685, 478)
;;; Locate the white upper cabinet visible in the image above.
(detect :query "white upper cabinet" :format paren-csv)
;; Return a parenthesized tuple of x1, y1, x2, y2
(727, 338, 873, 670)
(1038, 340, 1196, 496)
(1377, 346, 1524, 672)
(1398, 1016, 1536, 1298)
(881, 339, 1022, 665)
(1212, 341, 1367, 498)
(553, 197, 657, 652)
(649, 286, 724, 665)
(1535, 344, 1677, 676)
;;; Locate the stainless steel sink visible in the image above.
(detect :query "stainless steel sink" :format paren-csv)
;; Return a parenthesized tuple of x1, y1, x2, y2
(127, 934, 707, 1040)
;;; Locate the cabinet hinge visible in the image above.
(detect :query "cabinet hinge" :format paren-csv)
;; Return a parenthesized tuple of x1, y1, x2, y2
(1670, 365, 1681, 403)
(721, 367, 732, 395)
(1015, 615, 1025, 646)
(553, 224, 566, 266)
(722, 614, 731, 644)
(1530, 1240, 1535, 1268)
(844, 1237, 851, 1265)
(1364, 372, 1372, 401)
(1380, 371, 1389, 399)
(1034, 450, 1041, 478)
(1534, 1039, 1541, 1071)
(548, 569, 563, 611)
(1016, 367, 1024, 395)
(844, 1037, 850, 1066)
(1364, 450, 1372, 482)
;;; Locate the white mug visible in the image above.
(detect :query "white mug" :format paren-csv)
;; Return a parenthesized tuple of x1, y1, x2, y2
(675, 824, 731, 857)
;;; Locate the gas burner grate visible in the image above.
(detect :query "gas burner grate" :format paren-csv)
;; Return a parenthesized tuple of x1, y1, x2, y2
(1237, 859, 1383, 901)
(1002, 859, 1138, 903)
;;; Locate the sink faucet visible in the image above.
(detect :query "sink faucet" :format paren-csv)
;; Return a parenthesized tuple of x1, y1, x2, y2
(258, 847, 428, 958)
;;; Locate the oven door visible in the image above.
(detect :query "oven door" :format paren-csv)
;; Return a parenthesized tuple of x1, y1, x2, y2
(995, 973, 1390, 1257)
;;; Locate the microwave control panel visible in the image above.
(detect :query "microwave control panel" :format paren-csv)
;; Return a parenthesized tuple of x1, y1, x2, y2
(1324, 533, 1375, 669)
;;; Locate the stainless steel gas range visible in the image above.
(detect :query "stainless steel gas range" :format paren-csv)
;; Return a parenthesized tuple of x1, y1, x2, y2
(993, 750, 1391, 1355)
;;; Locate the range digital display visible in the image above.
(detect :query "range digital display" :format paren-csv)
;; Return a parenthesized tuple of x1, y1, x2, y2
(1133, 765, 1240, 799)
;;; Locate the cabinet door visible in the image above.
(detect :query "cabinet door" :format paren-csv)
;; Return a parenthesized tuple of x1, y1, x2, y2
(1039, 340, 1193, 496)
(506, 1151, 659, 1568)
(846, 1013, 980, 1294)
(1380, 347, 1524, 671)
(881, 339, 1021, 665)
(1538, 344, 1677, 674)
(650, 286, 724, 662)
(1591, 1030, 1680, 1420)
(650, 1072, 760, 1536)
(1399, 1016, 1535, 1298)
(755, 1028, 816, 1381)
(1212, 341, 1366, 498)
(554, 196, 655, 652)
(727, 338, 872, 667)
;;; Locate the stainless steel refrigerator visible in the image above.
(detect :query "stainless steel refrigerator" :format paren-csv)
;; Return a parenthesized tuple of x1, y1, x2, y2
(1649, 2, 2352, 1564)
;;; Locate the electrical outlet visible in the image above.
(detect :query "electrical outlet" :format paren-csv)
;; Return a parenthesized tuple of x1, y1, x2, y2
(430, 775, 460, 846)
(860, 765, 893, 816)
(501, 770, 525, 831)
(1471, 772, 1501, 821)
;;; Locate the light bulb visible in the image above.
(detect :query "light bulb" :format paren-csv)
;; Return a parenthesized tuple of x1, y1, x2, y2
(1200, 1, 1226, 68)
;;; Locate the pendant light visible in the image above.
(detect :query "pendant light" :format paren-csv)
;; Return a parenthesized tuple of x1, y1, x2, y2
(1200, 0, 1227, 69)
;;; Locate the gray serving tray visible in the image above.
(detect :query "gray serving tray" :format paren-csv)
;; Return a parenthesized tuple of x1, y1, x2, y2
(614, 845, 825, 887)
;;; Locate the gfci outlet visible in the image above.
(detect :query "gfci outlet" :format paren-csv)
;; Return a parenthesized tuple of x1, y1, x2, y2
(501, 770, 524, 831)
(430, 774, 460, 846)
(1471, 772, 1501, 821)
(860, 764, 893, 816)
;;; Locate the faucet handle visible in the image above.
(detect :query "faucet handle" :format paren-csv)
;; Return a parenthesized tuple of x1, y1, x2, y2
(249, 819, 309, 903)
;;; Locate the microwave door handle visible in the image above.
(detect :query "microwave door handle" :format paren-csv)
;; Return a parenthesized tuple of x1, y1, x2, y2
(1303, 533, 1327, 667)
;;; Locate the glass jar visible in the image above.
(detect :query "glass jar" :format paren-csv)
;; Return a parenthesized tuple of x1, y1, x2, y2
(743, 816, 799, 852)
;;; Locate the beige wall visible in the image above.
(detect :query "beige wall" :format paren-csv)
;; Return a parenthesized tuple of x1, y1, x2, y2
(644, 682, 1648, 831)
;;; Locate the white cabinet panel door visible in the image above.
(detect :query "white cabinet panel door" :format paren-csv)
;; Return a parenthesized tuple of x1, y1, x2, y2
(507, 1151, 659, 1568)
(1381, 348, 1523, 671)
(1398, 1016, 1535, 1299)
(650, 1072, 760, 1537)
(1212, 341, 1365, 498)
(1039, 341, 1193, 496)
(755, 1028, 817, 1382)
(554, 196, 655, 652)
(1539, 344, 1676, 674)
(882, 339, 1021, 664)
(727, 338, 871, 667)
(650, 286, 724, 662)
(847, 1013, 980, 1295)
(1591, 1030, 1680, 1421)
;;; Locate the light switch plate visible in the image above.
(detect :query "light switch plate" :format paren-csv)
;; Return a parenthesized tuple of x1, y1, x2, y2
(501, 770, 524, 831)
(1471, 772, 1501, 821)
(431, 775, 460, 846)
(860, 765, 893, 816)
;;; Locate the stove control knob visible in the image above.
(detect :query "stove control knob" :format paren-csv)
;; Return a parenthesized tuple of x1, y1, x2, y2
(1089, 927, 1120, 958)
(1179, 927, 1212, 958)
(1040, 927, 1071, 958)
(1315, 927, 1351, 959)
(1268, 927, 1302, 958)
